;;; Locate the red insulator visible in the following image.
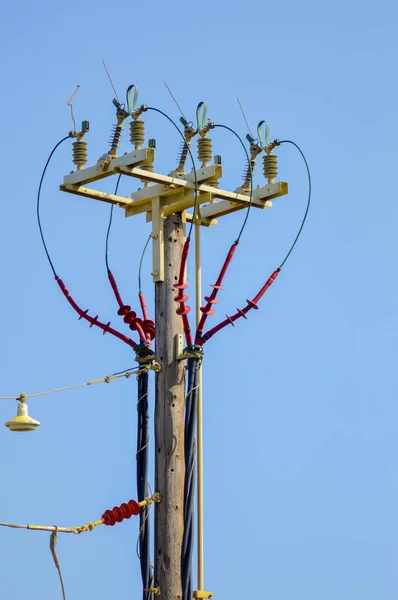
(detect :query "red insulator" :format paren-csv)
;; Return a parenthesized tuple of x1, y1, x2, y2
(174, 292, 189, 303)
(173, 282, 188, 290)
(89, 315, 99, 327)
(200, 306, 214, 316)
(176, 304, 191, 316)
(174, 239, 193, 346)
(195, 242, 238, 344)
(143, 320, 156, 341)
(129, 317, 143, 331)
(245, 299, 258, 310)
(199, 268, 280, 345)
(144, 327, 156, 341)
(204, 296, 218, 304)
(123, 310, 137, 325)
(102, 498, 141, 527)
(56, 278, 137, 349)
(225, 314, 235, 326)
(118, 305, 131, 316)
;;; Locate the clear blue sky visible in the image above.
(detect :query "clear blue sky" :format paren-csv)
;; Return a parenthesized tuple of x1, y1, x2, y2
(0, 1, 397, 598)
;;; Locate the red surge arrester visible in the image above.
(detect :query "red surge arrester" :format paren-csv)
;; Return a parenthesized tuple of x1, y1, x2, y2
(56, 277, 137, 349)
(198, 269, 280, 345)
(107, 270, 155, 345)
(194, 241, 238, 344)
(173, 239, 193, 346)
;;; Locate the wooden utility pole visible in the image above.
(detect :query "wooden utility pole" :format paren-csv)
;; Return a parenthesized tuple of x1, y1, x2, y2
(59, 105, 288, 600)
(155, 214, 185, 600)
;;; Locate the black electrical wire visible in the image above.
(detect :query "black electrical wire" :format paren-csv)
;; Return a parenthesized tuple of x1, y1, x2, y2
(138, 235, 151, 294)
(181, 357, 201, 600)
(37, 135, 71, 277)
(213, 124, 253, 242)
(137, 370, 151, 600)
(110, 366, 138, 376)
(146, 107, 198, 240)
(105, 174, 122, 272)
(277, 140, 312, 268)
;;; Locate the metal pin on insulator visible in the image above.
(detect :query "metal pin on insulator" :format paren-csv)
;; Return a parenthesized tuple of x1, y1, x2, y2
(130, 119, 145, 149)
(198, 136, 212, 167)
(263, 152, 278, 183)
(72, 140, 87, 169)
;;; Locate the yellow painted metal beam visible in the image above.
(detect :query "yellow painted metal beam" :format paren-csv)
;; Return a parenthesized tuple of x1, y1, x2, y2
(63, 148, 155, 186)
(59, 184, 134, 206)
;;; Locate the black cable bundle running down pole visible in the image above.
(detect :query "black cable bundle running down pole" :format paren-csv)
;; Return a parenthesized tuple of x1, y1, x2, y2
(181, 356, 201, 600)
(137, 370, 151, 600)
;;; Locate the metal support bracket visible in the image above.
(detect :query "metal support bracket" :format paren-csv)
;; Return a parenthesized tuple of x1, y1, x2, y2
(151, 197, 164, 282)
(193, 591, 213, 599)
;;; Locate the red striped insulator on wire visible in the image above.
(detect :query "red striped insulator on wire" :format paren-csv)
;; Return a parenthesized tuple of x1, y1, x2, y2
(143, 320, 156, 340)
(89, 315, 99, 327)
(245, 299, 259, 310)
(176, 304, 191, 316)
(102, 499, 141, 527)
(204, 295, 218, 304)
(198, 269, 280, 345)
(123, 310, 137, 325)
(200, 295, 218, 316)
(117, 305, 131, 317)
(174, 284, 191, 316)
(200, 306, 214, 316)
(225, 314, 235, 327)
(174, 282, 188, 291)
(56, 278, 137, 349)
(129, 317, 143, 332)
(174, 290, 189, 303)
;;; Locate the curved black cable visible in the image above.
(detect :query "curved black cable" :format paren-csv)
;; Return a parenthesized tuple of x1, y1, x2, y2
(181, 357, 201, 600)
(213, 124, 253, 242)
(137, 370, 151, 600)
(138, 235, 151, 294)
(105, 174, 122, 272)
(146, 107, 198, 240)
(277, 140, 312, 268)
(37, 135, 71, 277)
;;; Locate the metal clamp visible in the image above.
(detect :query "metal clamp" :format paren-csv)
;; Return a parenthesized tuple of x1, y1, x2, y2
(193, 591, 213, 599)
